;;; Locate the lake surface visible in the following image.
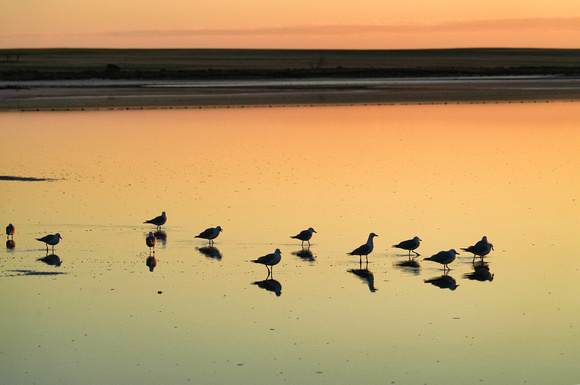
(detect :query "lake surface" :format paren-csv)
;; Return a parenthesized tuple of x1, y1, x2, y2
(1, 103, 579, 385)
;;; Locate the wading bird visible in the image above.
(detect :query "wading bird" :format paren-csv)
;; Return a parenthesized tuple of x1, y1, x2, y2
(290, 227, 317, 247)
(347, 233, 378, 263)
(36, 233, 62, 252)
(195, 226, 222, 245)
(143, 211, 167, 231)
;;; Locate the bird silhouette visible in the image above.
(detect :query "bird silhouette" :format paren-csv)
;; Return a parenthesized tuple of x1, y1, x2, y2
(424, 249, 459, 271)
(393, 236, 422, 258)
(251, 248, 282, 277)
(144, 211, 167, 230)
(195, 226, 222, 245)
(290, 227, 317, 248)
(348, 233, 378, 263)
(36, 233, 62, 252)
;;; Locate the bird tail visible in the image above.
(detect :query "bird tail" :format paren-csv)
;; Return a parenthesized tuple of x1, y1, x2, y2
(460, 248, 468, 251)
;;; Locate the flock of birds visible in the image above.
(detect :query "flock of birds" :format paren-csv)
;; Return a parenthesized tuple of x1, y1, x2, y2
(5, 211, 495, 277)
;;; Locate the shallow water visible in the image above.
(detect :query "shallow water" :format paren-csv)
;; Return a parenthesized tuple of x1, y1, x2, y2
(1, 103, 579, 384)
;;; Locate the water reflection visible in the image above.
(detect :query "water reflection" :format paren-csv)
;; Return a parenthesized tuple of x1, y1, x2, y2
(38, 253, 62, 267)
(252, 278, 282, 296)
(424, 273, 459, 291)
(292, 248, 316, 262)
(7, 269, 66, 277)
(348, 261, 377, 292)
(463, 260, 494, 282)
(154, 230, 167, 246)
(146, 255, 157, 272)
(394, 258, 421, 273)
(6, 240, 15, 249)
(197, 246, 223, 260)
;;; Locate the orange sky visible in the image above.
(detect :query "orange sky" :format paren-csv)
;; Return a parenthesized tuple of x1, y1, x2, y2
(1, 0, 579, 48)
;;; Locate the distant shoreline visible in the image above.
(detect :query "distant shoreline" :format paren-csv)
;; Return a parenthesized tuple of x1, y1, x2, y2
(1, 48, 579, 111)
(1, 76, 579, 111)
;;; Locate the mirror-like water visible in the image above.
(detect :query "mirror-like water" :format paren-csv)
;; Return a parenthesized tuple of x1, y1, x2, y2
(1, 103, 579, 384)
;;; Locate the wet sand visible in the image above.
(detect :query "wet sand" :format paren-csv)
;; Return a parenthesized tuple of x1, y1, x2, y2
(2, 76, 580, 111)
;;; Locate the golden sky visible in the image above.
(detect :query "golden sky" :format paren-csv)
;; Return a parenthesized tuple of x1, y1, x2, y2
(1, 0, 579, 48)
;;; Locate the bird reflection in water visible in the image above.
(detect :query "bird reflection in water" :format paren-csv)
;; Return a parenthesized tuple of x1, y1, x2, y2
(348, 261, 377, 292)
(146, 255, 157, 272)
(424, 272, 459, 290)
(395, 258, 421, 272)
(197, 246, 223, 260)
(154, 230, 167, 246)
(38, 253, 62, 267)
(6, 240, 15, 249)
(252, 278, 282, 296)
(292, 248, 315, 262)
(464, 260, 494, 282)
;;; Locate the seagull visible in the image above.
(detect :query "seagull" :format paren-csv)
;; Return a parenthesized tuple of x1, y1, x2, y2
(393, 236, 422, 258)
(6, 223, 15, 240)
(290, 227, 317, 247)
(461, 236, 494, 260)
(424, 249, 459, 271)
(36, 233, 62, 252)
(251, 248, 282, 276)
(146, 232, 157, 254)
(143, 211, 167, 230)
(347, 233, 378, 263)
(195, 226, 222, 245)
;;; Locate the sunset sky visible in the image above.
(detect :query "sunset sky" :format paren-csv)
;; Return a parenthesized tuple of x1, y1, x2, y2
(1, 0, 579, 49)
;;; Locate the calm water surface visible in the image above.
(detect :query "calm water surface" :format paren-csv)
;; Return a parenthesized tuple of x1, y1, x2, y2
(1, 103, 579, 384)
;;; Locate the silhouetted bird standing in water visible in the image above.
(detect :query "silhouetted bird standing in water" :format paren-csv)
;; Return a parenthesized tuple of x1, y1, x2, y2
(290, 227, 317, 247)
(195, 226, 222, 245)
(144, 211, 167, 231)
(347, 233, 378, 263)
(392, 236, 422, 258)
(424, 249, 459, 271)
(251, 248, 282, 277)
(461, 236, 494, 261)
(6, 224, 15, 240)
(146, 231, 157, 254)
(36, 233, 62, 253)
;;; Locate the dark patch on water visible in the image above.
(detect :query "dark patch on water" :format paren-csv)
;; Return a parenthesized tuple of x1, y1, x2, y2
(0, 175, 60, 182)
(6, 269, 67, 277)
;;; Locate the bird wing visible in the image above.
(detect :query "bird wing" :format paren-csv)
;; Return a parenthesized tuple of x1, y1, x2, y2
(349, 244, 370, 255)
(196, 228, 213, 238)
(256, 253, 275, 264)
(394, 239, 413, 249)
(37, 234, 53, 243)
